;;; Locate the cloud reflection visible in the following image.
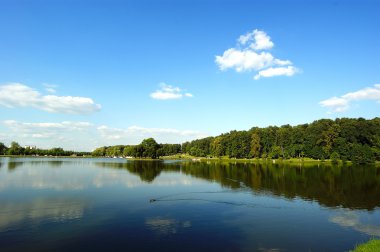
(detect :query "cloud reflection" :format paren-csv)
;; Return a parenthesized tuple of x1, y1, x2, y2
(0, 160, 205, 192)
(329, 211, 380, 237)
(0, 198, 85, 231)
(145, 217, 191, 235)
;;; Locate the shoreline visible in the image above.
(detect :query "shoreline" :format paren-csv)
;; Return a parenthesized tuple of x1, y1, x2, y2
(1, 154, 379, 166)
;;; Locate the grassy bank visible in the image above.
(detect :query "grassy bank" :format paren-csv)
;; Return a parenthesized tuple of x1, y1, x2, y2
(351, 239, 380, 252)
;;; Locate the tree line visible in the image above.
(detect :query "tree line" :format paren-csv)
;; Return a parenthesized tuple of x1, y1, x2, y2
(0, 141, 91, 156)
(183, 117, 380, 164)
(92, 138, 181, 159)
(93, 117, 380, 164)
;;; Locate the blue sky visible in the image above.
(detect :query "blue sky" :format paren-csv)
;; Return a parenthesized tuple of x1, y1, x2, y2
(0, 0, 379, 151)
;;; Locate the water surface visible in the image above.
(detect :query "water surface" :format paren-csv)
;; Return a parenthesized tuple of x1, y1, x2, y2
(0, 157, 379, 251)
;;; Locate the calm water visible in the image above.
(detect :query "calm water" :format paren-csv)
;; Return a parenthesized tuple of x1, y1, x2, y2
(0, 158, 380, 251)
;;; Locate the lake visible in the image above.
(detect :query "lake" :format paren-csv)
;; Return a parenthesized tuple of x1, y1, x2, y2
(0, 157, 379, 251)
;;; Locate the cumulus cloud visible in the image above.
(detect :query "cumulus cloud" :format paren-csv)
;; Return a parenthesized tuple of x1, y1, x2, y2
(0, 83, 101, 114)
(150, 83, 193, 100)
(1, 119, 207, 150)
(254, 66, 298, 80)
(215, 48, 274, 72)
(215, 29, 298, 80)
(320, 84, 380, 113)
(238, 29, 274, 50)
(43, 83, 58, 93)
(97, 125, 207, 144)
(3, 120, 93, 139)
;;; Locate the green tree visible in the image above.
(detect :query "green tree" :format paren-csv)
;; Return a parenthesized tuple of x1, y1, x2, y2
(250, 132, 261, 158)
(351, 144, 375, 164)
(93, 147, 106, 156)
(211, 136, 225, 157)
(330, 152, 340, 164)
(123, 146, 136, 157)
(7, 142, 23, 155)
(141, 138, 160, 159)
(0, 142, 8, 155)
(269, 146, 282, 159)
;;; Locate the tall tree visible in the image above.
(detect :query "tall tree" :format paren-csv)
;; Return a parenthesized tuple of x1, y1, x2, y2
(141, 138, 160, 159)
(250, 132, 261, 158)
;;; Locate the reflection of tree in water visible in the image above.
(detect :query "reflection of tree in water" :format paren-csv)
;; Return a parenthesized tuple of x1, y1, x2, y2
(179, 162, 380, 211)
(47, 161, 64, 167)
(96, 160, 380, 210)
(7, 161, 23, 171)
(126, 161, 164, 182)
(95, 160, 179, 183)
(3, 159, 65, 171)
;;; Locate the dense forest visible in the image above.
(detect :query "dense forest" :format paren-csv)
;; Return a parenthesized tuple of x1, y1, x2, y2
(0, 141, 91, 156)
(93, 118, 380, 164)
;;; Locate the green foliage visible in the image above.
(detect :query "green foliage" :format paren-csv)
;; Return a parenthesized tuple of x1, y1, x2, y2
(93, 138, 181, 159)
(0, 141, 89, 156)
(182, 137, 213, 157)
(0, 142, 8, 155)
(269, 146, 282, 159)
(211, 136, 225, 157)
(8, 141, 23, 155)
(141, 138, 159, 159)
(92, 118, 380, 164)
(93, 147, 106, 157)
(249, 132, 261, 158)
(184, 118, 378, 164)
(351, 239, 380, 252)
(330, 152, 340, 164)
(351, 144, 375, 164)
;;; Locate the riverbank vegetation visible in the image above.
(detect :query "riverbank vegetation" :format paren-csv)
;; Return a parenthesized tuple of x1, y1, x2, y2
(351, 239, 380, 252)
(92, 138, 181, 159)
(93, 118, 380, 164)
(2, 118, 379, 164)
(0, 141, 90, 157)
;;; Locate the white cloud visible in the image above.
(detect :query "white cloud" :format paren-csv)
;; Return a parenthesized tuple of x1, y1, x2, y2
(3, 120, 94, 140)
(4, 120, 92, 132)
(150, 83, 193, 100)
(97, 125, 207, 144)
(273, 59, 292, 66)
(215, 48, 274, 72)
(0, 83, 101, 114)
(320, 84, 380, 113)
(254, 66, 298, 80)
(43, 83, 58, 93)
(238, 29, 274, 50)
(319, 97, 349, 113)
(1, 119, 207, 150)
(216, 29, 298, 80)
(2, 120, 95, 150)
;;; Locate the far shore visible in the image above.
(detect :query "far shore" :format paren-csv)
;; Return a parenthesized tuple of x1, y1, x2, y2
(1, 154, 379, 166)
